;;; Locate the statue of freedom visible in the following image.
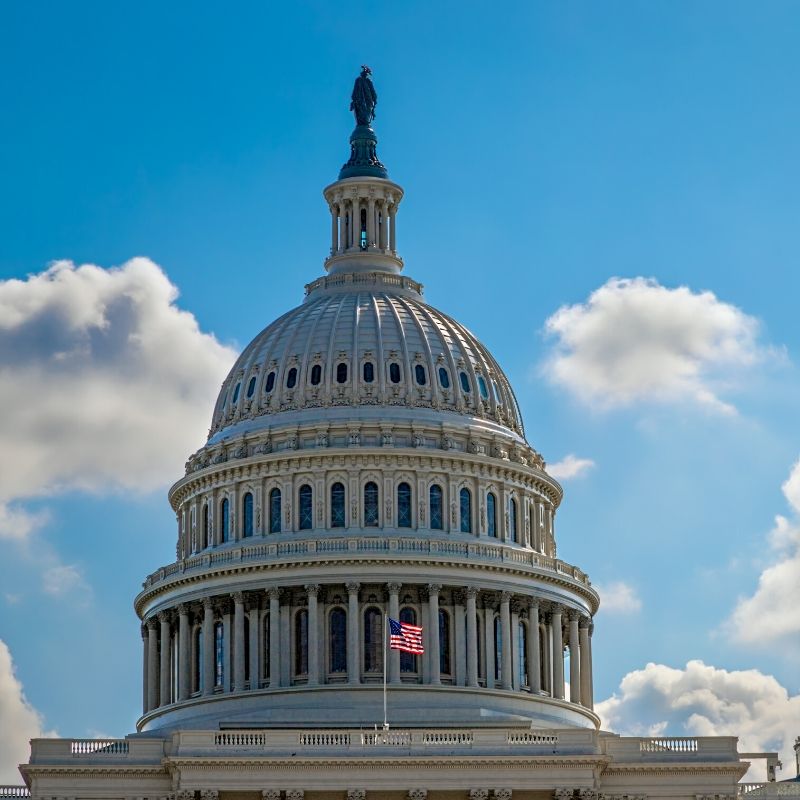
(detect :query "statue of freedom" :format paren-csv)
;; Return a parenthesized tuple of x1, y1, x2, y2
(350, 65, 377, 126)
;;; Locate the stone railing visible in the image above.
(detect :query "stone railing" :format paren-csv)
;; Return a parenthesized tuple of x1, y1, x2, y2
(141, 535, 592, 592)
(605, 735, 739, 762)
(28, 737, 164, 764)
(738, 785, 768, 796)
(737, 786, 800, 797)
(639, 737, 698, 753)
(0, 789, 29, 798)
(305, 271, 418, 297)
(70, 739, 129, 755)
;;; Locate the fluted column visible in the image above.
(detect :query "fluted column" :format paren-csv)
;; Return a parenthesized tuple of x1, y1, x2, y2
(338, 201, 347, 252)
(158, 611, 171, 706)
(527, 598, 541, 694)
(568, 610, 581, 705)
(427, 584, 441, 685)
(499, 592, 512, 690)
(587, 622, 595, 708)
(330, 205, 338, 254)
(551, 606, 564, 700)
(465, 587, 479, 687)
(347, 582, 360, 684)
(579, 617, 591, 708)
(387, 582, 401, 684)
(146, 620, 158, 712)
(203, 598, 215, 695)
(177, 604, 190, 701)
(378, 201, 387, 249)
(389, 204, 396, 252)
(483, 594, 496, 688)
(306, 584, 320, 685)
(141, 625, 149, 714)
(268, 588, 281, 688)
(248, 600, 260, 690)
(233, 593, 246, 692)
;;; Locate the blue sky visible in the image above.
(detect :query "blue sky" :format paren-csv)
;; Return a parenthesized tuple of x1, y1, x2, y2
(1, 1, 799, 782)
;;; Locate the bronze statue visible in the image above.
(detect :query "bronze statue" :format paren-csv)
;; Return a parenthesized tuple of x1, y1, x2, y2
(350, 65, 377, 127)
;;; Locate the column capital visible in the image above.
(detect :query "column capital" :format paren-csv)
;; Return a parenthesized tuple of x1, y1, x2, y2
(465, 586, 479, 599)
(499, 591, 512, 603)
(579, 615, 591, 629)
(141, 623, 149, 638)
(346, 581, 361, 594)
(568, 608, 581, 622)
(176, 603, 189, 616)
(200, 791, 219, 800)
(232, 591, 245, 605)
(176, 791, 195, 800)
(387, 582, 402, 594)
(577, 791, 598, 800)
(481, 591, 499, 610)
(267, 587, 282, 600)
(427, 583, 442, 595)
(305, 583, 320, 597)
(286, 791, 305, 800)
(550, 603, 564, 617)
(527, 596, 540, 610)
(553, 791, 573, 800)
(510, 597, 525, 614)
(493, 791, 512, 800)
(203, 596, 215, 610)
(157, 610, 171, 624)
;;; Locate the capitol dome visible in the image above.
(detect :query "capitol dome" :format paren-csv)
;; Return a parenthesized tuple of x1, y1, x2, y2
(134, 76, 599, 736)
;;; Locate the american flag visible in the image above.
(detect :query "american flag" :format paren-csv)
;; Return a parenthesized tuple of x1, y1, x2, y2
(388, 617, 424, 654)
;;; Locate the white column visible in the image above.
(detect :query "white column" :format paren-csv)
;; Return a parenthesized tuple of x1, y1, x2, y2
(232, 593, 246, 691)
(465, 587, 479, 687)
(146, 621, 158, 712)
(579, 617, 591, 708)
(427, 584, 441, 685)
(141, 625, 149, 714)
(551, 606, 564, 700)
(378, 201, 387, 249)
(339, 201, 347, 252)
(569, 610, 581, 705)
(177, 604, 190, 701)
(330, 205, 338, 254)
(499, 592, 512, 690)
(526, 598, 541, 694)
(306, 584, 320, 686)
(268, 588, 281, 688)
(347, 582, 360, 684)
(387, 582, 401, 684)
(389, 204, 397, 253)
(483, 598, 496, 689)
(203, 598, 215, 695)
(249, 603, 260, 690)
(158, 611, 171, 706)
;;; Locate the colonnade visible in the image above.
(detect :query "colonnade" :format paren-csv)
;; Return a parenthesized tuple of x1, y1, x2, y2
(141, 582, 593, 716)
(328, 193, 398, 255)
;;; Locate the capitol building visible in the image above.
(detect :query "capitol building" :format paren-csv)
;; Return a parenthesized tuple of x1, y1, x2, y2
(11, 69, 793, 800)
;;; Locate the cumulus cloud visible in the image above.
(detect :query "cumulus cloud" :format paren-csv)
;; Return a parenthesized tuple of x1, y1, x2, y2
(0, 639, 51, 782)
(597, 660, 800, 782)
(42, 564, 90, 600)
(595, 581, 642, 614)
(547, 454, 596, 480)
(0, 258, 236, 539)
(727, 458, 800, 653)
(543, 277, 763, 414)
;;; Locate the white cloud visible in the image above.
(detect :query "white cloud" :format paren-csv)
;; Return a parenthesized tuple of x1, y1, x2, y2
(543, 277, 763, 414)
(0, 639, 51, 783)
(42, 564, 90, 599)
(547, 454, 596, 480)
(726, 458, 800, 653)
(595, 581, 642, 614)
(0, 258, 236, 538)
(596, 660, 800, 782)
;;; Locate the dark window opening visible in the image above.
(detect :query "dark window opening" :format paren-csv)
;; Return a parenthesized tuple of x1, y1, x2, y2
(336, 362, 348, 383)
(331, 482, 345, 528)
(246, 377, 256, 398)
(438, 367, 450, 389)
(310, 364, 322, 385)
(415, 364, 426, 385)
(389, 363, 401, 383)
(459, 372, 471, 393)
(430, 484, 443, 530)
(397, 482, 412, 528)
(364, 482, 379, 527)
(363, 361, 375, 383)
(265, 372, 276, 393)
(286, 368, 298, 389)
(299, 484, 313, 530)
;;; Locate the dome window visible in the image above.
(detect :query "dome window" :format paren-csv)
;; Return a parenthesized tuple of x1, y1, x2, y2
(221, 498, 230, 543)
(492, 380, 502, 405)
(438, 367, 450, 389)
(397, 482, 412, 528)
(364, 482, 379, 527)
(243, 492, 254, 537)
(246, 377, 257, 399)
(299, 485, 313, 530)
(232, 382, 241, 405)
(389, 363, 401, 384)
(359, 208, 368, 251)
(363, 361, 375, 383)
(295, 609, 309, 676)
(264, 371, 276, 393)
(477, 375, 489, 400)
(414, 365, 426, 386)
(430, 484, 443, 530)
(459, 371, 471, 393)
(269, 488, 281, 533)
(329, 608, 347, 673)
(286, 368, 298, 389)
(460, 488, 472, 533)
(310, 364, 322, 385)
(336, 363, 348, 384)
(330, 482, 345, 528)
(487, 492, 497, 538)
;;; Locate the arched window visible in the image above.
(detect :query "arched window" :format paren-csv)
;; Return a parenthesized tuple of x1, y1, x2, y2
(478, 375, 489, 400)
(336, 362, 348, 384)
(220, 498, 230, 543)
(397, 482, 412, 528)
(264, 371, 276, 393)
(310, 364, 322, 385)
(299, 485, 313, 530)
(438, 367, 450, 389)
(263, 614, 270, 681)
(246, 376, 256, 398)
(330, 482, 345, 528)
(329, 608, 347, 673)
(202, 504, 210, 548)
(439, 609, 451, 675)
(295, 609, 308, 676)
(193, 626, 202, 693)
(214, 622, 224, 688)
(364, 482, 379, 527)
(414, 364, 426, 385)
(487, 492, 497, 538)
(243, 492, 254, 538)
(460, 488, 472, 533)
(518, 621, 528, 687)
(399, 607, 418, 673)
(363, 607, 383, 672)
(286, 367, 298, 389)
(509, 497, 518, 543)
(389, 362, 401, 384)
(232, 382, 241, 404)
(459, 371, 471, 393)
(494, 615, 502, 682)
(430, 484, 443, 530)
(363, 362, 375, 383)
(269, 488, 281, 533)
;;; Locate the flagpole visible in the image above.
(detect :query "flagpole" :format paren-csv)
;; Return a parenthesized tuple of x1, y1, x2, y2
(383, 614, 388, 730)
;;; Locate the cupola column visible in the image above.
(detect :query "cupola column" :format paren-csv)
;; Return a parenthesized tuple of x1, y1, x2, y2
(499, 592, 513, 690)
(268, 588, 281, 688)
(465, 587, 479, 688)
(141, 625, 149, 714)
(551, 605, 565, 700)
(367, 194, 376, 248)
(347, 582, 361, 685)
(233, 593, 246, 692)
(389, 204, 397, 253)
(158, 611, 171, 706)
(146, 618, 158, 711)
(330, 205, 339, 254)
(427, 584, 441, 685)
(378, 201, 387, 249)
(527, 598, 541, 694)
(387, 583, 401, 684)
(177, 604, 190, 701)
(579, 617, 592, 709)
(568, 610, 581, 706)
(338, 201, 347, 253)
(202, 598, 215, 695)
(306, 584, 320, 685)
